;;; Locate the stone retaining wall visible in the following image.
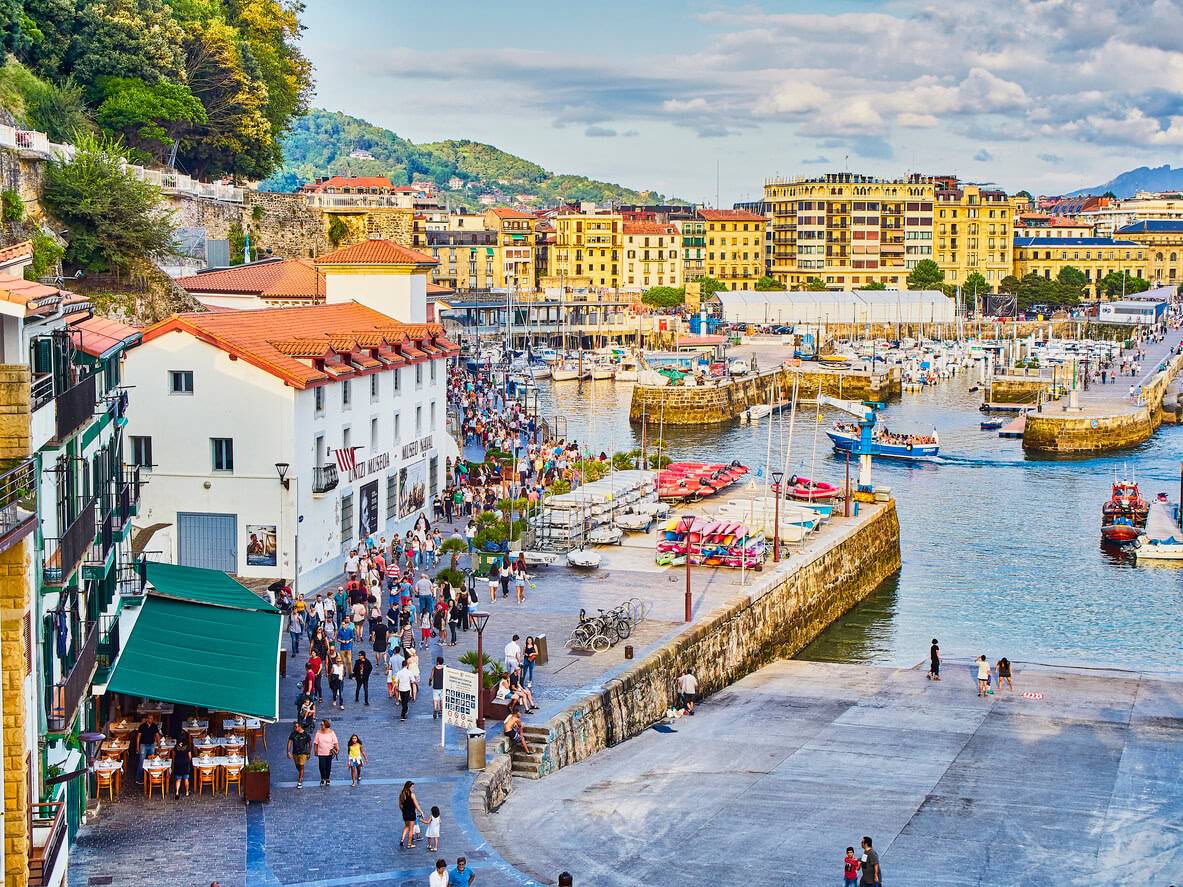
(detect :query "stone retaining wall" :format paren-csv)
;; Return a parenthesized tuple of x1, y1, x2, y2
(989, 377, 1054, 405)
(518, 502, 901, 780)
(472, 750, 514, 814)
(629, 366, 901, 425)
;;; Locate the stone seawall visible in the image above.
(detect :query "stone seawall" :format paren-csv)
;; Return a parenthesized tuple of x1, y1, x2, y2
(519, 502, 901, 782)
(629, 366, 901, 425)
(1024, 353, 1183, 454)
(989, 376, 1054, 405)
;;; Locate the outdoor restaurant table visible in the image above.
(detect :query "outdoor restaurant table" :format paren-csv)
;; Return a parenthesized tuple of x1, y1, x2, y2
(181, 719, 209, 736)
(142, 758, 172, 796)
(223, 717, 260, 732)
(137, 702, 175, 717)
(192, 754, 245, 792)
(192, 736, 223, 752)
(99, 739, 130, 760)
(221, 736, 246, 753)
(93, 758, 123, 792)
(107, 719, 141, 736)
(156, 737, 177, 752)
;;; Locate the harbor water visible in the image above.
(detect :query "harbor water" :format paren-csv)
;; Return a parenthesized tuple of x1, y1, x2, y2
(529, 375, 1183, 674)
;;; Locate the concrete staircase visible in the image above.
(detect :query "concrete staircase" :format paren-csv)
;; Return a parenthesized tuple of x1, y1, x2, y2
(509, 725, 551, 779)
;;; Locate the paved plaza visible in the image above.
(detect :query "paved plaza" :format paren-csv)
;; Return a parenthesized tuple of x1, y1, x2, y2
(481, 658, 1183, 886)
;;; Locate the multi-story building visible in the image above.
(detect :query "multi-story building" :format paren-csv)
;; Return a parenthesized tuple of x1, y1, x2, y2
(622, 222, 681, 292)
(484, 209, 536, 291)
(1014, 214, 1094, 239)
(934, 180, 1013, 288)
(124, 239, 456, 591)
(1012, 236, 1148, 297)
(425, 229, 497, 291)
(699, 209, 767, 290)
(1066, 193, 1183, 237)
(545, 213, 623, 289)
(763, 173, 936, 289)
(1114, 221, 1183, 286)
(672, 216, 706, 281)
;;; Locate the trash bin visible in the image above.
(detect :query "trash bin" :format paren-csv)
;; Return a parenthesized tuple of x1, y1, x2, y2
(535, 634, 549, 666)
(467, 728, 486, 771)
(279, 649, 287, 678)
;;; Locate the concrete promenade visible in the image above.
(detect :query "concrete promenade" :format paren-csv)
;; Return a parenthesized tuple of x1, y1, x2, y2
(481, 659, 1183, 886)
(1060, 327, 1183, 418)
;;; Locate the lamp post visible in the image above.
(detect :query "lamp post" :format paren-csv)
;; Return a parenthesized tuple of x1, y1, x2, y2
(771, 471, 783, 562)
(680, 515, 695, 623)
(470, 610, 490, 728)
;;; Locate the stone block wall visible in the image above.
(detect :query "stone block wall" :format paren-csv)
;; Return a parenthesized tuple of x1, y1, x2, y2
(989, 377, 1054, 405)
(629, 366, 901, 425)
(523, 502, 901, 778)
(472, 751, 514, 815)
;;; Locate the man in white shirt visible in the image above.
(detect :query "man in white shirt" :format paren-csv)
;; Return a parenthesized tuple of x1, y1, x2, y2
(504, 634, 522, 675)
(396, 661, 415, 720)
(429, 859, 449, 887)
(676, 669, 698, 715)
(344, 548, 360, 578)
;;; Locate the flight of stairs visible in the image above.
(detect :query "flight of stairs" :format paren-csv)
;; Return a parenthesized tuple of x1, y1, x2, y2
(509, 724, 551, 779)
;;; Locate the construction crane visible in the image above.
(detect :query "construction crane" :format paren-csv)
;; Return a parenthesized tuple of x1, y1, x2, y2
(816, 394, 875, 490)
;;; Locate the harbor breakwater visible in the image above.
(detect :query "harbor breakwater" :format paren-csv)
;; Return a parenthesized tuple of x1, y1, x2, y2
(1023, 352, 1183, 454)
(474, 501, 902, 810)
(628, 364, 902, 425)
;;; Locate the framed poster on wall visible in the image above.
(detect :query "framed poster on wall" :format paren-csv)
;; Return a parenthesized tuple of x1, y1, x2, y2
(398, 460, 426, 519)
(359, 479, 379, 541)
(245, 524, 277, 567)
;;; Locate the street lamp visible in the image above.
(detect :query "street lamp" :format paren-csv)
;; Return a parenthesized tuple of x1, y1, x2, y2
(274, 462, 290, 490)
(680, 515, 695, 623)
(770, 471, 783, 562)
(470, 610, 491, 727)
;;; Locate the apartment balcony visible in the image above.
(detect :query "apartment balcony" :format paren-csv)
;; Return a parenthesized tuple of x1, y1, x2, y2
(119, 556, 147, 604)
(0, 458, 36, 555)
(93, 612, 121, 684)
(51, 374, 97, 444)
(28, 800, 67, 887)
(83, 504, 115, 580)
(43, 497, 96, 586)
(45, 620, 97, 732)
(312, 463, 339, 496)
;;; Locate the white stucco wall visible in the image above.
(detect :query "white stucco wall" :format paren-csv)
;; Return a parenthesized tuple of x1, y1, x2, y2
(323, 271, 428, 323)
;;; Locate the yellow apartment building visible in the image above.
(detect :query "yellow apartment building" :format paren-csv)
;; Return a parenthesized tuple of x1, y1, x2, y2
(1114, 221, 1183, 286)
(622, 222, 682, 291)
(484, 208, 537, 290)
(673, 217, 706, 281)
(425, 228, 497, 290)
(1012, 236, 1148, 298)
(546, 213, 623, 289)
(934, 181, 1013, 287)
(699, 209, 767, 290)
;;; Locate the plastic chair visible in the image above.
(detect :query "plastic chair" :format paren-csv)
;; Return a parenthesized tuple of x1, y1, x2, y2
(195, 766, 217, 796)
(223, 765, 243, 796)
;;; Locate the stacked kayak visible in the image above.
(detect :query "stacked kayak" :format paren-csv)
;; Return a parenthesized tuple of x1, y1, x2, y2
(655, 516, 766, 569)
(658, 461, 750, 501)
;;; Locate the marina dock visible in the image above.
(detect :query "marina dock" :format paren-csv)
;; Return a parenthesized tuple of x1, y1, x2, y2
(999, 413, 1027, 438)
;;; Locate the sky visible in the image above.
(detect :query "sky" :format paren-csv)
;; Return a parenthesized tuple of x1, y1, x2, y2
(300, 0, 1183, 204)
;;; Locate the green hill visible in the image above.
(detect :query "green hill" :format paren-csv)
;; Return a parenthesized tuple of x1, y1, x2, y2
(260, 109, 677, 207)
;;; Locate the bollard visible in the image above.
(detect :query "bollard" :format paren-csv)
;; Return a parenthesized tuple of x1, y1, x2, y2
(624, 645, 634, 659)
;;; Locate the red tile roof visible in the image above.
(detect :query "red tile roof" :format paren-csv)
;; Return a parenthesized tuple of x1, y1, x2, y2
(0, 241, 33, 266)
(490, 208, 534, 220)
(69, 315, 142, 358)
(315, 240, 438, 266)
(0, 272, 89, 317)
(305, 176, 395, 192)
(623, 222, 678, 236)
(426, 282, 453, 296)
(175, 258, 325, 300)
(698, 209, 768, 222)
(140, 303, 456, 389)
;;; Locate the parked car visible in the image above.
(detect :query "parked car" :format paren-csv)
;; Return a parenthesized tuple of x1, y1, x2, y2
(728, 359, 751, 376)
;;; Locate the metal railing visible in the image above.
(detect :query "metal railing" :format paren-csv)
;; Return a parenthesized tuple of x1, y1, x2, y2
(43, 497, 97, 585)
(96, 612, 121, 676)
(31, 373, 54, 411)
(0, 458, 35, 552)
(312, 463, 339, 494)
(119, 556, 147, 600)
(28, 800, 66, 887)
(53, 374, 96, 442)
(86, 504, 114, 568)
(45, 620, 97, 732)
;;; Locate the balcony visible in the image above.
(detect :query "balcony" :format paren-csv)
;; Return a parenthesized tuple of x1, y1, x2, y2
(118, 556, 147, 603)
(43, 497, 97, 586)
(312, 463, 339, 496)
(94, 613, 121, 683)
(0, 458, 36, 555)
(28, 800, 67, 887)
(52, 374, 97, 444)
(45, 620, 97, 732)
(31, 372, 54, 411)
(84, 504, 114, 579)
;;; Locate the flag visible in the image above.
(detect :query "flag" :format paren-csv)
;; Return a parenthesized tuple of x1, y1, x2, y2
(335, 446, 358, 473)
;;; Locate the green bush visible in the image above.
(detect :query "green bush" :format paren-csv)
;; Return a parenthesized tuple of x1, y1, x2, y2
(25, 232, 64, 281)
(1, 190, 24, 222)
(612, 451, 635, 471)
(459, 651, 506, 689)
(475, 511, 501, 530)
(435, 566, 465, 589)
(548, 479, 571, 495)
(327, 214, 347, 247)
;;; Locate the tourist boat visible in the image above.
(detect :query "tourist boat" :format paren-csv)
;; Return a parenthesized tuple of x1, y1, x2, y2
(826, 423, 940, 459)
(1100, 479, 1149, 544)
(786, 475, 839, 502)
(657, 461, 750, 501)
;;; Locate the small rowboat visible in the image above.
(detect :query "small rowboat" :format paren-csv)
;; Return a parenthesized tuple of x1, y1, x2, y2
(788, 476, 838, 501)
(566, 549, 602, 568)
(980, 419, 1003, 431)
(615, 512, 652, 532)
(521, 550, 559, 566)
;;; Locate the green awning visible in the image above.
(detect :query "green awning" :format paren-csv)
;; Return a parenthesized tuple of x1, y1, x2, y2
(106, 596, 282, 721)
(145, 561, 277, 612)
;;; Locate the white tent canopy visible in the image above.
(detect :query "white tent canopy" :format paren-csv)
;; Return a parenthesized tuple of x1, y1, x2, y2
(712, 289, 955, 325)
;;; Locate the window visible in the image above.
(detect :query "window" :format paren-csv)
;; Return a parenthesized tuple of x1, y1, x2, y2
(430, 401, 437, 428)
(314, 387, 324, 414)
(393, 413, 401, 446)
(169, 370, 193, 395)
(342, 379, 351, 407)
(393, 368, 401, 392)
(370, 417, 379, 450)
(415, 405, 422, 435)
(130, 436, 153, 468)
(370, 374, 379, 401)
(315, 434, 325, 467)
(340, 492, 353, 544)
(211, 438, 234, 472)
(430, 359, 437, 381)
(386, 472, 397, 515)
(416, 363, 423, 386)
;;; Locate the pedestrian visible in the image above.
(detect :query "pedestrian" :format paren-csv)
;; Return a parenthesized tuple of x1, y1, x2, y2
(397, 658, 415, 720)
(172, 739, 192, 798)
(976, 654, 991, 698)
(353, 650, 373, 706)
(676, 669, 698, 714)
(448, 599, 461, 645)
(407, 647, 421, 701)
(420, 610, 432, 649)
(430, 656, 445, 719)
(308, 649, 324, 701)
(286, 721, 311, 788)
(135, 715, 159, 783)
(386, 660, 396, 698)
(372, 617, 389, 668)
(288, 610, 304, 655)
(398, 780, 425, 849)
(504, 634, 522, 676)
(450, 857, 475, 886)
(928, 638, 941, 681)
(421, 804, 442, 852)
(843, 846, 860, 887)
(514, 567, 527, 603)
(498, 558, 512, 599)
(338, 619, 355, 674)
(558, 874, 573, 887)
(313, 719, 339, 786)
(487, 570, 499, 604)
(522, 636, 537, 687)
(859, 836, 880, 887)
(996, 656, 1013, 691)
(328, 653, 346, 709)
(430, 859, 449, 887)
(347, 733, 368, 786)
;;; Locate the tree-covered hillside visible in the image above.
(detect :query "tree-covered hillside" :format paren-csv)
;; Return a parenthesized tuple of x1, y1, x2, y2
(261, 108, 678, 207)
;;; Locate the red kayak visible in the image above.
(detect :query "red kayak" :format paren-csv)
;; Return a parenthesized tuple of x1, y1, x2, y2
(788, 475, 838, 501)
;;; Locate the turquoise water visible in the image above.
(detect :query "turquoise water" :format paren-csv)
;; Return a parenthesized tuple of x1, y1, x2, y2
(532, 375, 1183, 673)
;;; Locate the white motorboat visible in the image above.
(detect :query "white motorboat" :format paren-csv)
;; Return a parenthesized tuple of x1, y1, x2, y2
(551, 364, 580, 381)
(616, 357, 640, 382)
(740, 403, 773, 423)
(535, 347, 560, 364)
(588, 526, 624, 545)
(521, 550, 560, 566)
(566, 549, 602, 568)
(1134, 500, 1183, 561)
(590, 362, 615, 380)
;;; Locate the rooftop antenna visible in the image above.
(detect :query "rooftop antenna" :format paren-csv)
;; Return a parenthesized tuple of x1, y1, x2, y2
(715, 159, 720, 209)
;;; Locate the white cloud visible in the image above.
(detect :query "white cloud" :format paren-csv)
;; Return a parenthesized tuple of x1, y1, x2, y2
(897, 112, 939, 128)
(753, 82, 830, 116)
(662, 97, 709, 113)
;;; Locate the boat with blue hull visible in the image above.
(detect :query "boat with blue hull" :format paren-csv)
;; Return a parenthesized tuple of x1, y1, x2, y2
(827, 424, 940, 460)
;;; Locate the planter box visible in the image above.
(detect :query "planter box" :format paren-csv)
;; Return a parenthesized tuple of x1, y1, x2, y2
(242, 768, 270, 803)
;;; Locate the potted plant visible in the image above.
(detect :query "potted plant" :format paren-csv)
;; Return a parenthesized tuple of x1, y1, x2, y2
(242, 760, 270, 803)
(459, 651, 507, 711)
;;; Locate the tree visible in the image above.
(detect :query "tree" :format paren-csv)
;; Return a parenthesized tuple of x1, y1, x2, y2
(1016, 272, 1056, 310)
(1102, 190, 1117, 200)
(906, 259, 945, 290)
(862, 280, 887, 290)
(961, 271, 989, 313)
(94, 76, 206, 162)
(43, 133, 177, 272)
(1015, 190, 1032, 199)
(998, 275, 1021, 294)
(327, 215, 348, 248)
(1098, 270, 1150, 299)
(693, 275, 726, 298)
(804, 277, 828, 291)
(641, 286, 684, 308)
(754, 274, 785, 291)
(1054, 266, 1087, 305)
(68, 0, 187, 87)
